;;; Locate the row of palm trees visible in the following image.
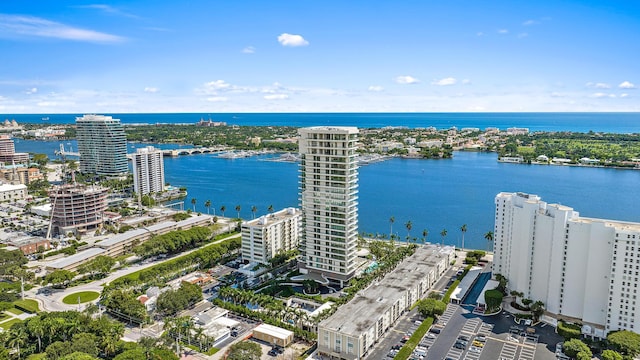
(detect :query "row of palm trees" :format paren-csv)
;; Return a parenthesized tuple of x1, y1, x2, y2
(189, 198, 276, 219)
(162, 316, 216, 354)
(388, 216, 495, 250)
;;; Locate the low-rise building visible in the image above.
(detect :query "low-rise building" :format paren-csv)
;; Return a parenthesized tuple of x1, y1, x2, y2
(6, 237, 51, 255)
(0, 183, 27, 202)
(317, 245, 454, 360)
(46, 248, 106, 272)
(252, 324, 294, 347)
(241, 208, 301, 265)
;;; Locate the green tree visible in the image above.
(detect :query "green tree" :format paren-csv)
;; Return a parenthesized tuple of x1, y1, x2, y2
(78, 255, 115, 279)
(220, 205, 226, 217)
(44, 269, 76, 288)
(33, 153, 49, 165)
(235, 205, 241, 219)
(421, 229, 428, 244)
(46, 341, 73, 360)
(7, 326, 28, 359)
(484, 289, 503, 311)
(267, 204, 274, 213)
(484, 230, 494, 251)
(60, 352, 98, 360)
(607, 330, 640, 357)
(602, 349, 623, 360)
(227, 341, 261, 360)
(70, 332, 99, 357)
(389, 216, 395, 238)
(405, 220, 413, 241)
(440, 228, 447, 246)
(460, 224, 467, 250)
(204, 199, 212, 215)
(562, 339, 592, 359)
(416, 298, 446, 318)
(0, 249, 27, 279)
(190, 198, 197, 212)
(251, 205, 257, 219)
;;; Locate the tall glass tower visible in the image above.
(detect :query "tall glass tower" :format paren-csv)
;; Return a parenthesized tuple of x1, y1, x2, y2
(76, 115, 128, 176)
(298, 126, 359, 286)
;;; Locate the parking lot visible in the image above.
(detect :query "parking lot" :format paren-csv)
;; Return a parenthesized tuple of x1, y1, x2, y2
(369, 303, 562, 360)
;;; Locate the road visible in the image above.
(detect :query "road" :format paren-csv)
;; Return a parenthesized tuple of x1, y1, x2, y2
(25, 232, 241, 312)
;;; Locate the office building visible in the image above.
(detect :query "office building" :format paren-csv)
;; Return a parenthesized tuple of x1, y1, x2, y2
(298, 126, 359, 286)
(75, 115, 127, 175)
(0, 183, 27, 201)
(493, 192, 640, 337)
(0, 135, 29, 164)
(49, 184, 108, 236)
(318, 245, 454, 360)
(132, 146, 165, 195)
(241, 207, 302, 265)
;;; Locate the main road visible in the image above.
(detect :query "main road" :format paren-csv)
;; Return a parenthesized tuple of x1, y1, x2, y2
(25, 232, 241, 312)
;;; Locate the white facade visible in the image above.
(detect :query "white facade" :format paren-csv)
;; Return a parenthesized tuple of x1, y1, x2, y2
(493, 192, 640, 336)
(298, 126, 359, 286)
(132, 146, 165, 195)
(0, 183, 27, 202)
(241, 208, 302, 265)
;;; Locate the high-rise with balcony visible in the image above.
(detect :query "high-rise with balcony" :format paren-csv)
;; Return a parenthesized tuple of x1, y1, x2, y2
(298, 126, 359, 286)
(76, 115, 127, 175)
(493, 192, 640, 337)
(131, 146, 165, 195)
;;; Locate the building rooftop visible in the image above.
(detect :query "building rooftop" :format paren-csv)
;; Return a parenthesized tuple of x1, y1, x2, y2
(243, 208, 301, 228)
(0, 183, 27, 191)
(97, 228, 149, 248)
(47, 247, 106, 269)
(450, 267, 482, 302)
(253, 323, 294, 339)
(319, 245, 452, 336)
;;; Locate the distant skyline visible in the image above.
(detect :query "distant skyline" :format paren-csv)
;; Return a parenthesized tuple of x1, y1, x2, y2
(1, 1, 639, 113)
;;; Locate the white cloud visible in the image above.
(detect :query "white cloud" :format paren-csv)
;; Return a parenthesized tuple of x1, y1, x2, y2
(586, 82, 611, 89)
(277, 33, 309, 47)
(368, 85, 384, 92)
(264, 94, 289, 100)
(620, 93, 629, 98)
(498, 29, 509, 34)
(207, 96, 228, 102)
(26, 87, 38, 94)
(590, 93, 616, 98)
(432, 77, 457, 86)
(77, 4, 139, 19)
(0, 14, 125, 43)
(198, 80, 233, 95)
(395, 76, 420, 84)
(522, 20, 539, 26)
(619, 81, 636, 89)
(242, 46, 255, 54)
(144, 87, 158, 93)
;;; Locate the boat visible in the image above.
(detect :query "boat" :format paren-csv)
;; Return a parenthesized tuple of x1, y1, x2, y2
(41, 117, 50, 121)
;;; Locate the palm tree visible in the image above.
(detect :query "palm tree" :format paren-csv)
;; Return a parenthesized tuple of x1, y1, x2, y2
(235, 205, 241, 219)
(204, 199, 212, 215)
(27, 317, 45, 352)
(268, 204, 274, 213)
(191, 197, 197, 212)
(405, 220, 413, 241)
(389, 216, 395, 238)
(422, 229, 428, 244)
(8, 326, 27, 359)
(251, 205, 257, 219)
(484, 230, 494, 251)
(440, 228, 447, 246)
(460, 224, 467, 250)
(220, 205, 226, 217)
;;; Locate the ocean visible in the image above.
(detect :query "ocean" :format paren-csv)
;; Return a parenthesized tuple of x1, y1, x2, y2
(14, 139, 640, 251)
(4, 112, 640, 133)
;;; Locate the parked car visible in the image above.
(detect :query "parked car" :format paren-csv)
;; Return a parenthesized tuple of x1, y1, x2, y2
(454, 342, 466, 349)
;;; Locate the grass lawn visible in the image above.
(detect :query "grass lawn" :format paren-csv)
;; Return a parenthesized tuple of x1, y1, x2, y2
(0, 318, 22, 330)
(26, 353, 47, 360)
(0, 313, 8, 321)
(6, 307, 24, 315)
(62, 291, 100, 304)
(13, 299, 40, 313)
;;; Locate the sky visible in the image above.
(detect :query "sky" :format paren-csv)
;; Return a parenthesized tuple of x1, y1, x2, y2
(0, 0, 639, 113)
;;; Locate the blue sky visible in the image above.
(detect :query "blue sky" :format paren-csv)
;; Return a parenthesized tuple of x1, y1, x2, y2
(0, 0, 639, 113)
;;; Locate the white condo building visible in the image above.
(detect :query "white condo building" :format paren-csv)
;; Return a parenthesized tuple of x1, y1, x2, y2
(76, 114, 128, 175)
(132, 146, 165, 195)
(298, 126, 359, 286)
(493, 192, 640, 337)
(241, 208, 302, 265)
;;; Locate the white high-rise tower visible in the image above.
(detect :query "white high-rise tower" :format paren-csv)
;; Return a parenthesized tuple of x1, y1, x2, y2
(131, 146, 165, 195)
(298, 126, 359, 286)
(76, 115, 128, 175)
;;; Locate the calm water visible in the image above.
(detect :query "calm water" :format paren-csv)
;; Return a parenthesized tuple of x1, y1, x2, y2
(4, 112, 640, 133)
(15, 139, 640, 250)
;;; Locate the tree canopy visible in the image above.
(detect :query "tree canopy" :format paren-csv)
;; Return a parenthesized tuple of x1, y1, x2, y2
(562, 338, 592, 359)
(227, 341, 261, 360)
(156, 281, 203, 316)
(416, 298, 446, 318)
(607, 330, 640, 357)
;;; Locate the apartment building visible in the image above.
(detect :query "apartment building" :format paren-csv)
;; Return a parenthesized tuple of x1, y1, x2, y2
(493, 192, 640, 337)
(76, 114, 128, 175)
(241, 208, 302, 265)
(131, 146, 165, 195)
